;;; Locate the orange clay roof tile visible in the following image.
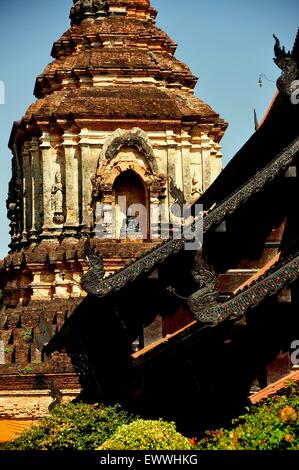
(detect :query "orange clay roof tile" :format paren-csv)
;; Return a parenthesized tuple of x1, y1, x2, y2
(250, 370, 299, 404)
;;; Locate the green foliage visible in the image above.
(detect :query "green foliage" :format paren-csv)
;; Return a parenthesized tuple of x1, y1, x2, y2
(17, 367, 33, 374)
(22, 330, 32, 343)
(4, 347, 12, 353)
(196, 382, 299, 450)
(3, 383, 299, 451)
(99, 419, 192, 450)
(1, 403, 135, 450)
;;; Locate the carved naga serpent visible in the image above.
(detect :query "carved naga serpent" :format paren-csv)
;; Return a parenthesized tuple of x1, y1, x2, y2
(167, 250, 219, 322)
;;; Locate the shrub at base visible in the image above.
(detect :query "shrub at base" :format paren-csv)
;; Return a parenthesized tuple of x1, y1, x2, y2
(196, 382, 299, 450)
(99, 419, 192, 450)
(1, 403, 135, 450)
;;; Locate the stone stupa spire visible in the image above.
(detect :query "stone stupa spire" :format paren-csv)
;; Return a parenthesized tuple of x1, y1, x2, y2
(70, 0, 156, 25)
(5, 0, 227, 300)
(0, 0, 228, 424)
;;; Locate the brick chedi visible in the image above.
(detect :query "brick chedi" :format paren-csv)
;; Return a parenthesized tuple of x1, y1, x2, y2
(0, 0, 227, 420)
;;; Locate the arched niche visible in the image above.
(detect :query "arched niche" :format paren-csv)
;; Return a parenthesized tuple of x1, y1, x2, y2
(113, 170, 149, 239)
(91, 130, 167, 239)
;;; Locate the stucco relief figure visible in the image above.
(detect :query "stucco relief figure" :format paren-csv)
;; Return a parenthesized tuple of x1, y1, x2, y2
(51, 171, 64, 224)
(191, 171, 202, 198)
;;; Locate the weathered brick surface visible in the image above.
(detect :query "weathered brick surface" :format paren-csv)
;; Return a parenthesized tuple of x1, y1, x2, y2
(0, 298, 80, 384)
(3, 239, 158, 269)
(0, 373, 80, 391)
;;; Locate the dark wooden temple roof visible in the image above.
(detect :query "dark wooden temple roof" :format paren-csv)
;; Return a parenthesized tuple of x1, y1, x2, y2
(129, 243, 299, 365)
(46, 237, 299, 359)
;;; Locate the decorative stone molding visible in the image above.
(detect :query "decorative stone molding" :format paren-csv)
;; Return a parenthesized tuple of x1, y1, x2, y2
(62, 132, 80, 232)
(101, 128, 159, 174)
(7, 145, 23, 246)
(40, 133, 55, 233)
(29, 137, 42, 238)
(21, 142, 32, 241)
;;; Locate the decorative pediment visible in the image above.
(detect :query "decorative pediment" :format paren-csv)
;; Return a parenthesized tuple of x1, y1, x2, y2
(101, 128, 158, 174)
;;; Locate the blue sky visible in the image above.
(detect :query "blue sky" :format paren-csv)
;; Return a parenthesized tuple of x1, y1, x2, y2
(0, 0, 298, 257)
